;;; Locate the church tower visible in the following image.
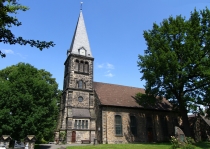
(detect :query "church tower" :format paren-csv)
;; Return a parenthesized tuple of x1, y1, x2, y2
(57, 9, 96, 144)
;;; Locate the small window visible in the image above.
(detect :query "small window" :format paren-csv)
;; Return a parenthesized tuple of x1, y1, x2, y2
(86, 120, 88, 129)
(78, 120, 81, 129)
(82, 120, 85, 129)
(115, 115, 122, 135)
(130, 116, 137, 136)
(78, 80, 83, 89)
(78, 96, 83, 102)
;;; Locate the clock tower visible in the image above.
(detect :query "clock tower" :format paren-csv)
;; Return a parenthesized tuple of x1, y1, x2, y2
(56, 9, 95, 143)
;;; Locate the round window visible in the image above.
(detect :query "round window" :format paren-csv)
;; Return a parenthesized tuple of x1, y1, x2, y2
(78, 96, 83, 102)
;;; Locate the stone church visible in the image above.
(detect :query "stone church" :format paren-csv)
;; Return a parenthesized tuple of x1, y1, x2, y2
(55, 10, 178, 144)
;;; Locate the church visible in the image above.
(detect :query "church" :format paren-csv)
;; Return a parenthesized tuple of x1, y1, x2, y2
(55, 9, 178, 144)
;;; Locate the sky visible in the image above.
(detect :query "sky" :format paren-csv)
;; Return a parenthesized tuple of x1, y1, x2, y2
(1, 0, 210, 90)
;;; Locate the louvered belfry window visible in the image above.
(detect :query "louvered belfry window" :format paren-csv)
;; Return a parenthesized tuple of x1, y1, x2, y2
(75, 60, 79, 71)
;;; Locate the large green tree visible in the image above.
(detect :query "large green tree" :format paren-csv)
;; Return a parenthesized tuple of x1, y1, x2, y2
(0, 0, 55, 58)
(137, 8, 210, 137)
(0, 63, 61, 141)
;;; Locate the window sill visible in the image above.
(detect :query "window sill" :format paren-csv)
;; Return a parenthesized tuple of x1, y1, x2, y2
(74, 71, 89, 75)
(115, 134, 123, 137)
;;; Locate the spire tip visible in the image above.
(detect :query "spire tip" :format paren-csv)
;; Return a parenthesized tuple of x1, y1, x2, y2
(80, 2, 83, 10)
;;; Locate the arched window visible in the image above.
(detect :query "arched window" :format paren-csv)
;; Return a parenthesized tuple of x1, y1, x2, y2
(78, 96, 83, 102)
(78, 80, 83, 89)
(130, 116, 137, 136)
(115, 115, 122, 135)
(80, 61, 84, 72)
(75, 60, 79, 71)
(84, 62, 89, 73)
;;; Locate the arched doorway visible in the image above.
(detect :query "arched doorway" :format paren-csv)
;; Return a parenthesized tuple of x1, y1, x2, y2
(72, 131, 76, 143)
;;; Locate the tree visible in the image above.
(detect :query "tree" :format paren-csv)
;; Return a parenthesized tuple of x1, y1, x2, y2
(137, 8, 210, 137)
(0, 0, 55, 58)
(0, 63, 61, 141)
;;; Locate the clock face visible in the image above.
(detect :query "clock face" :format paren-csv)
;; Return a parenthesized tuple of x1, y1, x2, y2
(80, 49, 86, 56)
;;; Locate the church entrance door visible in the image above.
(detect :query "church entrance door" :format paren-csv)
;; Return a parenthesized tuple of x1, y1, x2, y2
(147, 127, 153, 142)
(72, 131, 76, 143)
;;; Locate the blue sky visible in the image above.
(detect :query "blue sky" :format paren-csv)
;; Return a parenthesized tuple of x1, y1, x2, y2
(0, 0, 209, 90)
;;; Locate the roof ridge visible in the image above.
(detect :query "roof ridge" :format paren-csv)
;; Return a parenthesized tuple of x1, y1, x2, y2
(93, 81, 145, 90)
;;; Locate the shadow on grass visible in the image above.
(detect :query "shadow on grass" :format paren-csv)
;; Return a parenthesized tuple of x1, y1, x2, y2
(130, 142, 171, 145)
(35, 145, 40, 149)
(195, 142, 210, 149)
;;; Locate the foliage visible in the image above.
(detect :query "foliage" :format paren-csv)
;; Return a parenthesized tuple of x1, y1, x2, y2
(59, 131, 66, 144)
(135, 92, 159, 107)
(137, 7, 210, 136)
(0, 0, 55, 58)
(40, 138, 48, 144)
(0, 63, 61, 141)
(186, 137, 195, 145)
(170, 136, 195, 149)
(170, 136, 181, 149)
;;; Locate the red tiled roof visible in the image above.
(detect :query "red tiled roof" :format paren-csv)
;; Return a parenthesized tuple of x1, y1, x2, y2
(93, 82, 173, 111)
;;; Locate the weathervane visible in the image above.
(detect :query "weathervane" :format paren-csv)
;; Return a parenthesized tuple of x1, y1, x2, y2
(80, 2, 83, 10)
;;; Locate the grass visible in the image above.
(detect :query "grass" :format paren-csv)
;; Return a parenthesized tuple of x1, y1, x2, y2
(195, 141, 210, 149)
(65, 142, 210, 149)
(35, 144, 40, 149)
(67, 143, 170, 149)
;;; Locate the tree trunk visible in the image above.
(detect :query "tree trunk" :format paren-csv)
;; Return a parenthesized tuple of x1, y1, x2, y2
(180, 107, 191, 137)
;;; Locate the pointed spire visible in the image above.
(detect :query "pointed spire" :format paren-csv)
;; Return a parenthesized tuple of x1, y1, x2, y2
(69, 5, 93, 57)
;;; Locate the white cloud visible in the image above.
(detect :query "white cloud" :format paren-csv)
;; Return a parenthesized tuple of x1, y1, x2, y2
(16, 53, 27, 59)
(3, 49, 14, 54)
(98, 62, 115, 77)
(105, 72, 114, 77)
(1, 49, 27, 59)
(97, 62, 114, 69)
(97, 64, 104, 68)
(106, 63, 114, 69)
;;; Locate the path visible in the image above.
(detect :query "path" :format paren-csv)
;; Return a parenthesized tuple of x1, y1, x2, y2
(39, 143, 92, 149)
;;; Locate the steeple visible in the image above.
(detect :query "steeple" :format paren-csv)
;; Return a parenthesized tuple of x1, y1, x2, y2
(68, 9, 93, 57)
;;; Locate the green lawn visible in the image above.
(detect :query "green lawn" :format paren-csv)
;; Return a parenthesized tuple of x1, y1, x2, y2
(66, 142, 210, 149)
(35, 144, 40, 149)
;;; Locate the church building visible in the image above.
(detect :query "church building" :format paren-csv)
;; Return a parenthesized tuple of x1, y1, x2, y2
(55, 9, 177, 144)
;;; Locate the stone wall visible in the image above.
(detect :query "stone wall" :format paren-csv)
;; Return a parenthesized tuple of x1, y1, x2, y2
(71, 91, 90, 108)
(97, 106, 177, 144)
(94, 94, 102, 143)
(76, 131, 90, 142)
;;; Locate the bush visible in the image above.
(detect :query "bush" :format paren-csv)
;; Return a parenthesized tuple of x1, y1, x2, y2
(181, 144, 195, 149)
(40, 138, 48, 144)
(170, 136, 195, 149)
